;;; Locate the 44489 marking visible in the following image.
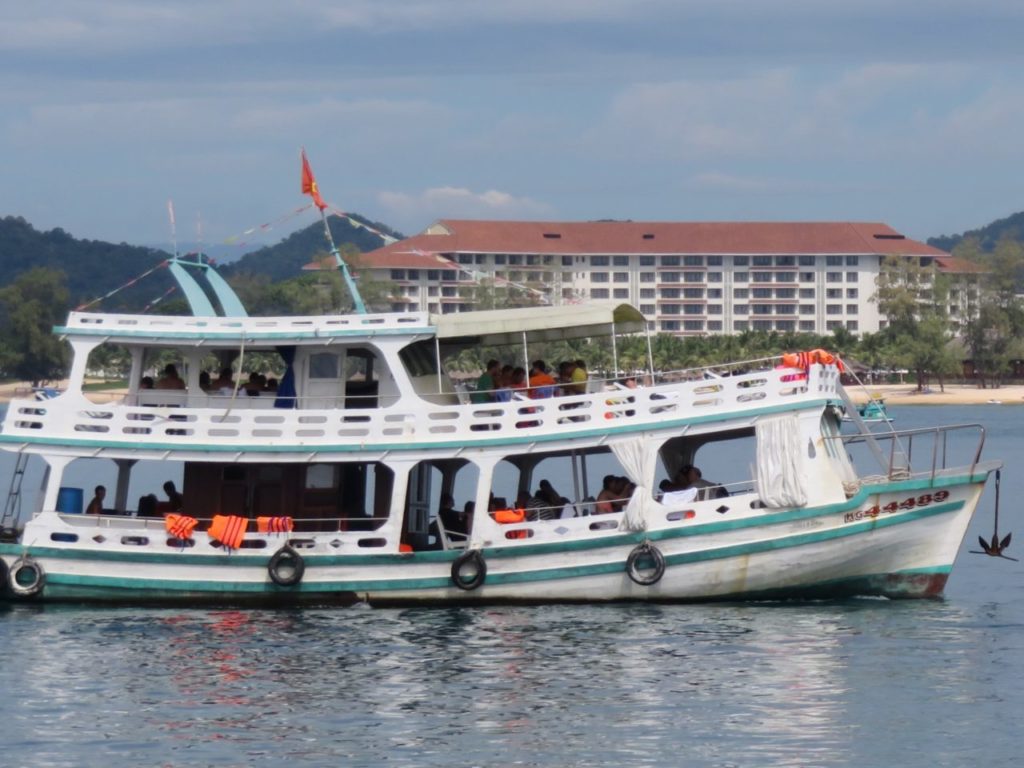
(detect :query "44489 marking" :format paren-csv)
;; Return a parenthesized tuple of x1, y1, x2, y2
(844, 490, 950, 524)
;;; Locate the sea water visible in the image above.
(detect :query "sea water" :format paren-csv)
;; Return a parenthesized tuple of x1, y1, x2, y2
(0, 405, 1021, 767)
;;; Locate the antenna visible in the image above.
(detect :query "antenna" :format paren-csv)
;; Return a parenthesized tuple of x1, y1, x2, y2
(167, 199, 178, 258)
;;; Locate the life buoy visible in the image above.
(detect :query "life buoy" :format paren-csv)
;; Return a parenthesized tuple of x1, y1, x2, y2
(626, 542, 665, 586)
(451, 549, 487, 591)
(0, 558, 8, 593)
(267, 545, 305, 587)
(8, 556, 45, 598)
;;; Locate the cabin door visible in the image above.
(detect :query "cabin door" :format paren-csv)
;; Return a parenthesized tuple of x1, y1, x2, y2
(404, 463, 432, 548)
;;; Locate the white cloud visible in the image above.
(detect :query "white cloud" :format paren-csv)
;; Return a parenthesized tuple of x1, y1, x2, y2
(377, 186, 555, 232)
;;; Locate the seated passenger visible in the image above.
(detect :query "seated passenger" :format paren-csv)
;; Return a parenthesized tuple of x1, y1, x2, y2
(472, 359, 501, 404)
(595, 474, 626, 514)
(528, 360, 557, 398)
(156, 364, 186, 390)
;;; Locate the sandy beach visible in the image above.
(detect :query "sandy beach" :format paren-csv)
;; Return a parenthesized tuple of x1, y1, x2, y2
(1, 379, 1020, 406)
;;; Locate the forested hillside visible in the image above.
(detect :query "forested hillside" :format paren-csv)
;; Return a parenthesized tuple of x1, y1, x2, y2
(929, 211, 1024, 253)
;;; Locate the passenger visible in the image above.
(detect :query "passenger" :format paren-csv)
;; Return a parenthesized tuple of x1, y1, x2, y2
(244, 372, 262, 396)
(156, 364, 186, 390)
(199, 371, 211, 391)
(265, 377, 279, 393)
(163, 481, 184, 512)
(472, 359, 501, 404)
(140, 376, 155, 390)
(214, 368, 235, 394)
(528, 360, 557, 398)
(85, 485, 106, 515)
(137, 493, 159, 517)
(595, 475, 625, 514)
(509, 367, 528, 394)
(536, 479, 563, 509)
(571, 359, 589, 394)
(674, 465, 724, 500)
(493, 365, 515, 402)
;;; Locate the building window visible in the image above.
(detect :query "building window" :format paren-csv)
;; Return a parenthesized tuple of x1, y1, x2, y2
(639, 255, 655, 266)
(661, 320, 680, 331)
(826, 320, 841, 331)
(800, 320, 815, 331)
(775, 288, 796, 299)
(753, 320, 772, 331)
(494, 254, 507, 265)
(846, 272, 858, 282)
(613, 272, 629, 283)
(662, 304, 680, 315)
(708, 304, 722, 314)
(707, 288, 722, 299)
(683, 320, 704, 331)
(640, 272, 655, 283)
(390, 269, 405, 280)
(707, 255, 723, 266)
(613, 255, 630, 266)
(826, 288, 842, 299)
(776, 304, 796, 315)
(661, 255, 680, 266)
(826, 304, 842, 315)
(826, 255, 843, 266)
(527, 272, 541, 282)
(733, 256, 749, 266)
(775, 272, 796, 282)
(826, 272, 842, 283)
(441, 287, 457, 297)
(733, 288, 749, 299)
(775, 256, 796, 267)
(591, 255, 609, 266)
(560, 255, 572, 266)
(661, 288, 680, 299)
(591, 288, 609, 299)
(591, 272, 609, 283)
(799, 288, 814, 298)
(799, 255, 816, 266)
(640, 288, 656, 298)
(661, 272, 680, 283)
(684, 255, 704, 266)
(708, 320, 722, 331)
(800, 272, 814, 282)
(846, 320, 859, 331)
(752, 272, 773, 283)
(640, 304, 656, 315)
(475, 255, 486, 264)
(683, 304, 703, 315)
(799, 304, 815, 314)
(734, 304, 749, 314)
(752, 287, 773, 299)
(846, 304, 859, 315)
(734, 272, 749, 283)
(734, 320, 749, 331)
(707, 272, 723, 282)
(753, 255, 772, 266)
(508, 254, 523, 265)
(846, 288, 858, 299)
(614, 288, 629, 299)
(846, 255, 859, 266)
(683, 287, 704, 298)
(428, 286, 438, 296)
(776, 320, 796, 332)
(407, 270, 419, 280)
(684, 271, 704, 283)
(427, 270, 440, 281)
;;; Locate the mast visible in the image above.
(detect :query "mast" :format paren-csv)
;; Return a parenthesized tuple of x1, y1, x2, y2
(301, 149, 367, 315)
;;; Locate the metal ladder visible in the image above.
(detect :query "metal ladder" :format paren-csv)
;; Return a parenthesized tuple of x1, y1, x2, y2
(1, 452, 29, 530)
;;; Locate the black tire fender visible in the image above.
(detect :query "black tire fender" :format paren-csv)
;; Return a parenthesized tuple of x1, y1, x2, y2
(451, 549, 487, 591)
(626, 542, 665, 586)
(268, 545, 305, 587)
(8, 556, 45, 598)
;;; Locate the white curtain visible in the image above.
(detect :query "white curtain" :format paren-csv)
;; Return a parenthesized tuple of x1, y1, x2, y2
(755, 413, 808, 508)
(612, 436, 657, 531)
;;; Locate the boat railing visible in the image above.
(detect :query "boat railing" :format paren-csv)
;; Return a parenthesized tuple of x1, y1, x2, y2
(829, 423, 986, 484)
(4, 362, 839, 447)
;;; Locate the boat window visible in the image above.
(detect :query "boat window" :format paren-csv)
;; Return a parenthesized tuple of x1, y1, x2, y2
(305, 463, 338, 490)
(399, 340, 440, 378)
(493, 447, 625, 519)
(309, 353, 340, 379)
(656, 429, 757, 500)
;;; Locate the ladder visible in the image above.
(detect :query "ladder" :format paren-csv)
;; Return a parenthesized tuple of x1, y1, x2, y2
(1, 452, 29, 530)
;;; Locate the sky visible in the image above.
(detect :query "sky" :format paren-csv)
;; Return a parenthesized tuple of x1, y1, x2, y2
(2, 0, 1024, 253)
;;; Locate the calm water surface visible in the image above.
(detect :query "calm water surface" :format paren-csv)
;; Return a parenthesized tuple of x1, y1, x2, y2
(1, 405, 1022, 767)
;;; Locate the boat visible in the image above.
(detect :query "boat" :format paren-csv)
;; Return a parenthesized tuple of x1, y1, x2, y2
(0, 167, 1000, 604)
(842, 395, 893, 424)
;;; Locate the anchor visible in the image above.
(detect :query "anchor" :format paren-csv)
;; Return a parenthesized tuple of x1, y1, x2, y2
(970, 469, 1016, 561)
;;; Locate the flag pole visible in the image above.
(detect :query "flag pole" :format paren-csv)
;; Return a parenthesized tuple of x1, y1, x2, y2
(301, 149, 367, 315)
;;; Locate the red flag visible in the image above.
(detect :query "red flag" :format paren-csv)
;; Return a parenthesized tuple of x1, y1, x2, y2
(301, 149, 327, 210)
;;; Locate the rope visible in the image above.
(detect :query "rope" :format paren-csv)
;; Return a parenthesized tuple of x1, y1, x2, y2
(76, 260, 170, 311)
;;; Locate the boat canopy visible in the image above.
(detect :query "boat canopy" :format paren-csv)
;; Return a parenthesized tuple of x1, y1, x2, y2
(432, 303, 647, 346)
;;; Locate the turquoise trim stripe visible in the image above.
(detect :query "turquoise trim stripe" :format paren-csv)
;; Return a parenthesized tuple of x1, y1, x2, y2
(0, 397, 832, 454)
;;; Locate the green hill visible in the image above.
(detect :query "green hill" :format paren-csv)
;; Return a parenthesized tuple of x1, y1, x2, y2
(928, 211, 1024, 253)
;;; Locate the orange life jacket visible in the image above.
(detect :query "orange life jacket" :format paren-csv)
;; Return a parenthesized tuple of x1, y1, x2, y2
(495, 508, 527, 538)
(256, 516, 294, 534)
(164, 513, 198, 539)
(208, 514, 248, 550)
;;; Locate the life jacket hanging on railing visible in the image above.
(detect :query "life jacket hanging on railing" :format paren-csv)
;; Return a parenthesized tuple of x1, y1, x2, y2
(208, 514, 248, 550)
(494, 508, 528, 539)
(164, 513, 198, 540)
(257, 516, 294, 534)
(780, 349, 845, 377)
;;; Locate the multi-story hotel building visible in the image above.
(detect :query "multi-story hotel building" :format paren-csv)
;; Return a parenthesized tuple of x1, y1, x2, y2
(349, 220, 980, 335)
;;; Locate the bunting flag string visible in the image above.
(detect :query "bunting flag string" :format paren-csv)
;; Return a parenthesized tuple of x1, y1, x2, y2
(142, 285, 178, 314)
(76, 260, 171, 311)
(222, 204, 313, 248)
(326, 204, 399, 246)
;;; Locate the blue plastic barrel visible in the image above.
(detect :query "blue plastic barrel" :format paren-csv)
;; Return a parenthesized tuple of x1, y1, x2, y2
(56, 486, 84, 514)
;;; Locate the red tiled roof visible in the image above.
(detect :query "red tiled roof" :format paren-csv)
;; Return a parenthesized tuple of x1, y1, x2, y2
(356, 219, 948, 264)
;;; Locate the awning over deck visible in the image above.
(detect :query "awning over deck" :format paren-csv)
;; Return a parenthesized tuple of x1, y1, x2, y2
(432, 303, 647, 346)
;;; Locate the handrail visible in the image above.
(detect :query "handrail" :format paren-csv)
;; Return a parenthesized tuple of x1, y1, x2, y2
(826, 423, 986, 482)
